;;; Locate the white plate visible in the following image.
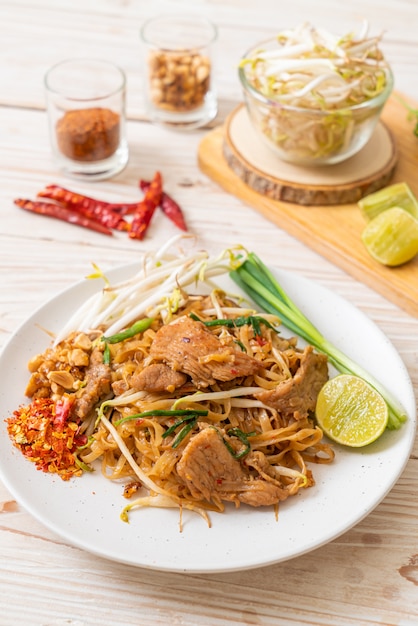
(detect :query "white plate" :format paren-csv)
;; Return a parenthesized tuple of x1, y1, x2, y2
(0, 264, 415, 573)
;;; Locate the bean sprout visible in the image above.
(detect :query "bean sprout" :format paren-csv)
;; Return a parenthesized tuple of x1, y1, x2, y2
(239, 22, 392, 163)
(54, 235, 247, 344)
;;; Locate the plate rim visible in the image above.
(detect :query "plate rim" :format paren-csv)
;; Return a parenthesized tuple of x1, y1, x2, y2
(0, 261, 415, 573)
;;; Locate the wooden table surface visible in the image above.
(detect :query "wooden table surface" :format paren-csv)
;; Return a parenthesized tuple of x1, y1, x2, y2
(1, 2, 417, 624)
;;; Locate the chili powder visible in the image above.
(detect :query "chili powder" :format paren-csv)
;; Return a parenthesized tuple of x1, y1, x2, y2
(56, 107, 120, 162)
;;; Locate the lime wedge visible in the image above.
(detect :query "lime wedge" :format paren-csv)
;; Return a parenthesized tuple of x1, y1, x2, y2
(315, 374, 389, 447)
(361, 206, 418, 266)
(359, 182, 418, 221)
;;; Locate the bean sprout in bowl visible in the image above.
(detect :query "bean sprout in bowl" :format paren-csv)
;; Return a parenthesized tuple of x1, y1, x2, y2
(238, 23, 394, 166)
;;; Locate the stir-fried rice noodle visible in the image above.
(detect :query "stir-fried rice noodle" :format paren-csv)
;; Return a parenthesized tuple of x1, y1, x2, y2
(7, 237, 334, 526)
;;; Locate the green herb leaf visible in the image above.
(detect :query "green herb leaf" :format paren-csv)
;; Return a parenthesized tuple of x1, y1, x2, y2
(396, 94, 418, 138)
(234, 339, 247, 352)
(103, 342, 111, 365)
(102, 317, 154, 345)
(189, 312, 278, 335)
(115, 409, 208, 427)
(223, 427, 255, 459)
(171, 418, 197, 448)
(162, 414, 201, 448)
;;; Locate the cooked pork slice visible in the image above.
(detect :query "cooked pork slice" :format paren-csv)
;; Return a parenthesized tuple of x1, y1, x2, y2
(233, 479, 288, 507)
(71, 348, 111, 420)
(131, 363, 188, 393)
(150, 316, 262, 387)
(177, 427, 288, 507)
(177, 427, 243, 501)
(255, 345, 328, 419)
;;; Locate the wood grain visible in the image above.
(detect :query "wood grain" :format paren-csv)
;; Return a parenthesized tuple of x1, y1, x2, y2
(198, 95, 418, 317)
(1, 2, 418, 625)
(224, 105, 398, 205)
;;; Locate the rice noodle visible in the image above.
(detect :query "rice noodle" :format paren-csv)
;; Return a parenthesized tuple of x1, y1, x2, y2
(11, 241, 335, 527)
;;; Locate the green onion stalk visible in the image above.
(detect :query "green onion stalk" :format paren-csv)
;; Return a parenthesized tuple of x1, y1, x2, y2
(230, 253, 407, 430)
(101, 317, 154, 364)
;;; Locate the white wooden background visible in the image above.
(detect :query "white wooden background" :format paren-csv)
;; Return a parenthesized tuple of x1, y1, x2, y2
(0, 1, 417, 625)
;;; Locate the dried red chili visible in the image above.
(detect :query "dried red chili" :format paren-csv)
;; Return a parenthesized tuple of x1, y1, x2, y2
(56, 107, 120, 162)
(38, 184, 111, 212)
(15, 171, 185, 239)
(139, 179, 187, 231)
(129, 171, 163, 240)
(14, 198, 113, 236)
(37, 185, 128, 231)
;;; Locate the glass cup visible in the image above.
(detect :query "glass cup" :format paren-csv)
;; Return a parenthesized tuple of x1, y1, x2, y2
(45, 59, 129, 180)
(140, 15, 218, 130)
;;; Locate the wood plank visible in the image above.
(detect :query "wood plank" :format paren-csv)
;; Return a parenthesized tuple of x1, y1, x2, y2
(198, 94, 418, 317)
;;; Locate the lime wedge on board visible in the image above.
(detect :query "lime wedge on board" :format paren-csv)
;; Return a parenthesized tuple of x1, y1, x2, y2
(359, 182, 418, 221)
(361, 206, 418, 266)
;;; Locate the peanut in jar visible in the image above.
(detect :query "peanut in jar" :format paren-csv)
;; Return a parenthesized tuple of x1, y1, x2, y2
(148, 49, 211, 112)
(140, 15, 217, 129)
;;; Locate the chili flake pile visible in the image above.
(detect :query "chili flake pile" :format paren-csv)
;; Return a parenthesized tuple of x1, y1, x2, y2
(6, 397, 83, 481)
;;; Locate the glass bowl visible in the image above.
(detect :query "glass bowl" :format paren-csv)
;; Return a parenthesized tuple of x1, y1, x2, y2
(238, 36, 394, 167)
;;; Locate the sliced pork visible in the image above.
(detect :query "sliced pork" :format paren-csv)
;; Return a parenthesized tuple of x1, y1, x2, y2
(255, 345, 328, 419)
(131, 362, 188, 393)
(177, 426, 289, 507)
(149, 316, 262, 388)
(71, 348, 111, 420)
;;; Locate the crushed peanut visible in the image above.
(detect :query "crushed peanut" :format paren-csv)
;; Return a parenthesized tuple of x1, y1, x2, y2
(148, 49, 211, 112)
(47, 370, 75, 389)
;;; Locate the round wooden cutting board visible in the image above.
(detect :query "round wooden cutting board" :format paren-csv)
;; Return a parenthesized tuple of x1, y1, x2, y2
(224, 105, 398, 206)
